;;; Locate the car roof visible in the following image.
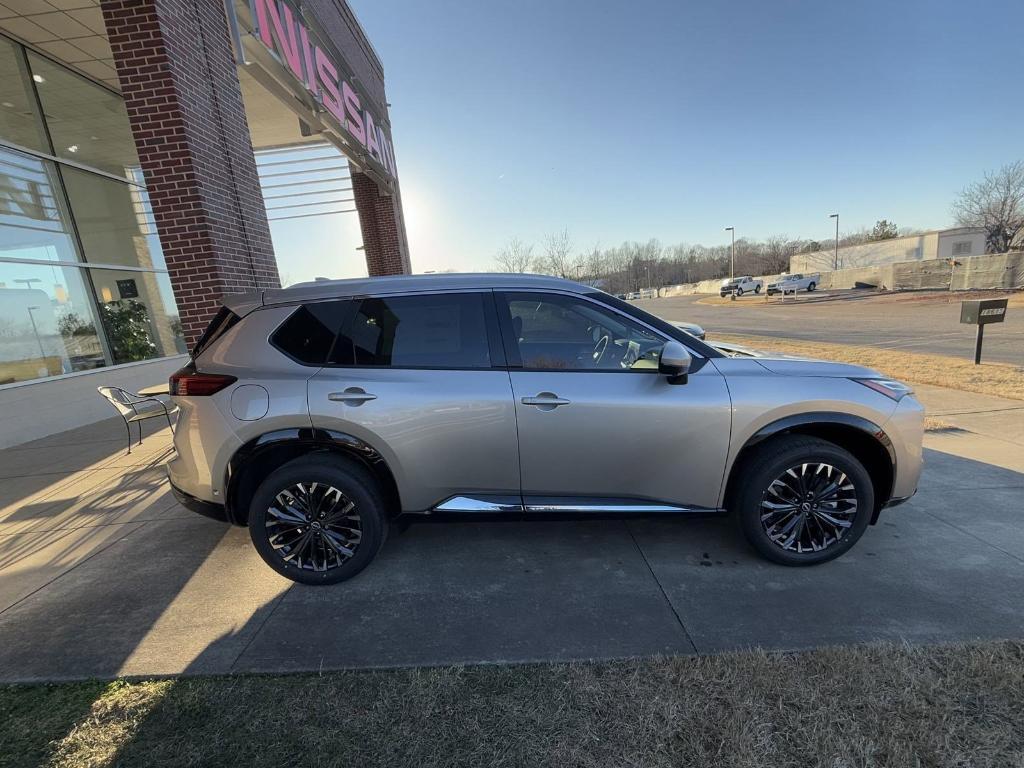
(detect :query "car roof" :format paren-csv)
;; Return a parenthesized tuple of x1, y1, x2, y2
(224, 273, 597, 314)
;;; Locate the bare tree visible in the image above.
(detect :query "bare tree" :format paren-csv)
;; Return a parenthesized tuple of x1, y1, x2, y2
(953, 161, 1024, 253)
(537, 229, 575, 278)
(494, 237, 535, 273)
(759, 235, 791, 274)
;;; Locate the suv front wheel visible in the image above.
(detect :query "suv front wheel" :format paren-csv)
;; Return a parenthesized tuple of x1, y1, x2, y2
(733, 436, 874, 566)
(248, 456, 388, 584)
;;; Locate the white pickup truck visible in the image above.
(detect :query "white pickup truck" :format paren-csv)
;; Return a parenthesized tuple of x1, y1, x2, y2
(719, 275, 762, 297)
(766, 272, 820, 296)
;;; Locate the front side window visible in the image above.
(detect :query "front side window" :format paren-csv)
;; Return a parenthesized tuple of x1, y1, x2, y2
(330, 293, 491, 369)
(503, 292, 664, 371)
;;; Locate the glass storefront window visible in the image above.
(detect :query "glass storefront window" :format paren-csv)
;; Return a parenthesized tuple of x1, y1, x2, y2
(89, 268, 185, 364)
(0, 146, 80, 263)
(0, 36, 185, 387)
(61, 165, 166, 270)
(0, 261, 104, 385)
(27, 51, 141, 180)
(0, 37, 48, 154)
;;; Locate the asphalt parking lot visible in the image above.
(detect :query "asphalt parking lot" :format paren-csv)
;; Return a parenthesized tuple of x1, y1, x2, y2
(0, 417, 1022, 682)
(636, 291, 1024, 365)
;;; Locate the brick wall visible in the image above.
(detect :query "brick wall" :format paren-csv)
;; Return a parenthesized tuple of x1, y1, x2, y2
(101, 0, 280, 346)
(352, 171, 411, 275)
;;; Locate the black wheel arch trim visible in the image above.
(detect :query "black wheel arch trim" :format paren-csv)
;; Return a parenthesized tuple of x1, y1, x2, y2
(224, 427, 397, 524)
(738, 411, 897, 519)
(746, 412, 895, 464)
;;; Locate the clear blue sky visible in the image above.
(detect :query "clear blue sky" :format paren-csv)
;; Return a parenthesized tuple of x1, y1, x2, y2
(328, 0, 1023, 274)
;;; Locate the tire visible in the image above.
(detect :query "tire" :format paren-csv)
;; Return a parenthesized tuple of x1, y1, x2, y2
(754, 285, 761, 294)
(731, 436, 874, 566)
(248, 455, 389, 585)
(736, 287, 744, 296)
(807, 282, 816, 292)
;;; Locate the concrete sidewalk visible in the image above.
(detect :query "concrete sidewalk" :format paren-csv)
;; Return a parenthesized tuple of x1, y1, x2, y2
(912, 384, 1024, 472)
(0, 391, 1022, 683)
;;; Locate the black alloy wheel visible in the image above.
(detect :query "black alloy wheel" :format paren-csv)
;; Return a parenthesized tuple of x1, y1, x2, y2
(264, 482, 362, 572)
(734, 436, 874, 565)
(249, 456, 387, 584)
(759, 462, 857, 553)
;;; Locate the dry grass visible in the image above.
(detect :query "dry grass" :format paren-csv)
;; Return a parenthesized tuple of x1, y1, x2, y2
(713, 333, 1024, 400)
(2, 642, 1023, 767)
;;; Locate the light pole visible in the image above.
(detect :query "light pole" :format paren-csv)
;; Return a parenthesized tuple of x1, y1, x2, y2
(829, 213, 839, 270)
(724, 227, 735, 279)
(26, 305, 47, 364)
(14, 278, 41, 290)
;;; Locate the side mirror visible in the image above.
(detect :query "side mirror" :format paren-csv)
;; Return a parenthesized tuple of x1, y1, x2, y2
(659, 340, 692, 383)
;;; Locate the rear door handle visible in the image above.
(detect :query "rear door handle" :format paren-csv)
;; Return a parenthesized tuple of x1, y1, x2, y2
(328, 388, 377, 405)
(521, 393, 570, 410)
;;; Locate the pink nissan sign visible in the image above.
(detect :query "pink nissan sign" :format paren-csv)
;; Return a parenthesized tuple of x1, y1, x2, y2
(250, 0, 397, 179)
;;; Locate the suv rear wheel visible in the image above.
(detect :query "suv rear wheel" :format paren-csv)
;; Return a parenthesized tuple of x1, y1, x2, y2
(249, 456, 388, 585)
(733, 436, 873, 566)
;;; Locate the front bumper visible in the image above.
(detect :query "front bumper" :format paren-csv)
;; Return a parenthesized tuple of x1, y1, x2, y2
(168, 476, 231, 524)
(883, 394, 925, 501)
(884, 491, 916, 509)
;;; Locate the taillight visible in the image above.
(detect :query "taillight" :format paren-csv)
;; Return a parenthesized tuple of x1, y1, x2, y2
(169, 367, 237, 396)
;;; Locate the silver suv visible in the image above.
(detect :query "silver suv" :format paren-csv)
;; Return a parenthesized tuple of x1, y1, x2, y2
(167, 274, 923, 584)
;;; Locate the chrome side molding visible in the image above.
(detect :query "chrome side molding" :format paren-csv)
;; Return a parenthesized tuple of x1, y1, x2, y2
(431, 495, 718, 515)
(433, 496, 525, 513)
(523, 502, 700, 513)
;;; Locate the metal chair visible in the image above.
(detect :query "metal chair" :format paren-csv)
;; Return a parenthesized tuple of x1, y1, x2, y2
(97, 386, 178, 454)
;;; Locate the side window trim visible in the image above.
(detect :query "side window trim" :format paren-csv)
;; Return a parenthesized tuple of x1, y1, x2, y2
(494, 289, 675, 373)
(482, 290, 508, 368)
(324, 298, 359, 367)
(493, 290, 523, 368)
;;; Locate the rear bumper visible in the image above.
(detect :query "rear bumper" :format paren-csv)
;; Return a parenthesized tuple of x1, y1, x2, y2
(168, 475, 232, 524)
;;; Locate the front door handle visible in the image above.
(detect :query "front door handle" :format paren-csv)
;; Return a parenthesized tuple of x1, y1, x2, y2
(521, 392, 570, 410)
(328, 387, 377, 405)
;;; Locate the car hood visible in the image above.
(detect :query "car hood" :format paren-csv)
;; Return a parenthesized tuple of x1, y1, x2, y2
(753, 355, 881, 379)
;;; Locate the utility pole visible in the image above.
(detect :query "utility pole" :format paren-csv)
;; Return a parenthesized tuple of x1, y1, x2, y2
(829, 213, 840, 270)
(725, 227, 735, 279)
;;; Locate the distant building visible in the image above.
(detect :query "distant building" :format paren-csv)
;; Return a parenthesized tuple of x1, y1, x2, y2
(790, 227, 987, 273)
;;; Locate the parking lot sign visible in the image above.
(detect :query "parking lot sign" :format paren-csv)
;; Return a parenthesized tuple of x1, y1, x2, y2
(960, 298, 1008, 364)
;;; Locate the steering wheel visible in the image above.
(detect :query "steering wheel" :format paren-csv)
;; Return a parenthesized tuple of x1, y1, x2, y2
(592, 333, 609, 366)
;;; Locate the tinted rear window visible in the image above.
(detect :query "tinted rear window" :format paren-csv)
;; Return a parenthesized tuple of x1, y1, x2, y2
(192, 306, 239, 359)
(329, 293, 491, 368)
(271, 301, 352, 365)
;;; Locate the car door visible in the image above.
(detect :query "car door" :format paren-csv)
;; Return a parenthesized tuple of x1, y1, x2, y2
(496, 290, 732, 510)
(307, 291, 521, 513)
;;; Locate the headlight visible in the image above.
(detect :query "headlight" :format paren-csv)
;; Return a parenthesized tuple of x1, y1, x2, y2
(853, 378, 914, 401)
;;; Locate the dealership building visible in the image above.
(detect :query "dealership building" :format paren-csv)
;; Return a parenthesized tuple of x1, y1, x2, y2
(0, 0, 409, 447)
